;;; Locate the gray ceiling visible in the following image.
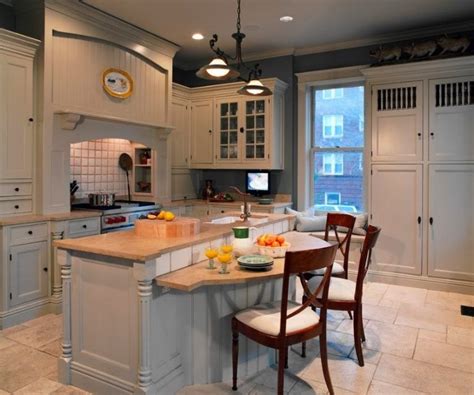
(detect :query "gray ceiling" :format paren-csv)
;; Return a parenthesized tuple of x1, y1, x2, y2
(83, 0, 474, 69)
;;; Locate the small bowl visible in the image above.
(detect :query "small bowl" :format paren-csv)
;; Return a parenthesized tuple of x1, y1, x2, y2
(255, 242, 291, 258)
(258, 198, 274, 205)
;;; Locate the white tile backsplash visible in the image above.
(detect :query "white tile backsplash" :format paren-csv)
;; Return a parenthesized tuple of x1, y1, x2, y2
(70, 138, 133, 198)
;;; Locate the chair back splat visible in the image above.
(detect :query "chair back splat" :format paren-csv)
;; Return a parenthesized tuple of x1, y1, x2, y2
(324, 213, 356, 278)
(354, 225, 382, 301)
(279, 244, 338, 339)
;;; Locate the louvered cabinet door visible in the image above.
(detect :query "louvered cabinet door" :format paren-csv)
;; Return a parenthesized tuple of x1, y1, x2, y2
(429, 77, 474, 161)
(371, 81, 423, 162)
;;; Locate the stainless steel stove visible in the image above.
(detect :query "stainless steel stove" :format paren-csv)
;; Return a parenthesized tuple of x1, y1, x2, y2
(72, 200, 162, 233)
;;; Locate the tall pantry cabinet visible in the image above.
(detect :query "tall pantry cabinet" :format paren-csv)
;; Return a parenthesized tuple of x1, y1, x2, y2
(363, 57, 474, 286)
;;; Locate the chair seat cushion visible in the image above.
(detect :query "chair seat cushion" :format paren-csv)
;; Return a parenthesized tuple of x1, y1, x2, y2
(235, 301, 320, 336)
(310, 261, 344, 276)
(308, 276, 356, 301)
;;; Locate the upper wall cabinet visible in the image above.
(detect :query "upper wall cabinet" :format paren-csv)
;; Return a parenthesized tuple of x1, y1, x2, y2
(173, 78, 287, 170)
(429, 77, 474, 161)
(371, 81, 423, 162)
(170, 95, 191, 168)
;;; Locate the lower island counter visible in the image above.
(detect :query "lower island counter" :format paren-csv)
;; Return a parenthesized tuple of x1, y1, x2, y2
(53, 212, 328, 394)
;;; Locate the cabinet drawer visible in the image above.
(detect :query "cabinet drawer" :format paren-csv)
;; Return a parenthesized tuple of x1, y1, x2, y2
(0, 183, 32, 197)
(68, 218, 100, 238)
(0, 199, 33, 215)
(8, 222, 49, 246)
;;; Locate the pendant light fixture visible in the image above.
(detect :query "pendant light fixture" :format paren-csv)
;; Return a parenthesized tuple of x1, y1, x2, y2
(196, 0, 272, 96)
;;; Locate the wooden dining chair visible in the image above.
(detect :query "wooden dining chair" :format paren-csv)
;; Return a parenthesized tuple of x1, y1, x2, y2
(302, 225, 382, 366)
(231, 244, 338, 395)
(309, 212, 356, 279)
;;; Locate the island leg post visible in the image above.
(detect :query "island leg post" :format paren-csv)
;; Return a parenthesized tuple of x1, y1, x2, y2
(57, 249, 72, 384)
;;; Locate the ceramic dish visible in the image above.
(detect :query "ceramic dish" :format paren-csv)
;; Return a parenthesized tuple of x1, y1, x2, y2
(237, 255, 274, 269)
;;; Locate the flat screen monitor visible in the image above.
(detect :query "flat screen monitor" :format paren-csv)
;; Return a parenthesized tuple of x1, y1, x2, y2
(246, 171, 270, 196)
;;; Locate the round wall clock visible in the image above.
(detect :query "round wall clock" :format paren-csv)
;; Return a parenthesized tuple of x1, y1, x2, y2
(102, 68, 133, 99)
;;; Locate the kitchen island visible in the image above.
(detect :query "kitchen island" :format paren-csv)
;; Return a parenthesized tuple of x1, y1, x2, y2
(54, 213, 327, 394)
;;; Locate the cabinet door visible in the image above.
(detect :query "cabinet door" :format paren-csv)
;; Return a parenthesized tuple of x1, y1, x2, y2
(9, 241, 48, 307)
(170, 98, 190, 168)
(371, 164, 422, 275)
(190, 100, 214, 166)
(371, 82, 423, 162)
(0, 54, 34, 179)
(429, 77, 474, 161)
(428, 164, 473, 281)
(243, 98, 268, 162)
(215, 99, 240, 163)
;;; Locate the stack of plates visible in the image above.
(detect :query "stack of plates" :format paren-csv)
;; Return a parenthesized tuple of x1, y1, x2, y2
(237, 255, 274, 271)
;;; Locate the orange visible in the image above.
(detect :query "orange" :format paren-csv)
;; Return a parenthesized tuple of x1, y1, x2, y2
(271, 241, 280, 247)
(257, 239, 266, 246)
(276, 235, 285, 244)
(265, 236, 276, 245)
(164, 211, 175, 221)
(157, 211, 165, 220)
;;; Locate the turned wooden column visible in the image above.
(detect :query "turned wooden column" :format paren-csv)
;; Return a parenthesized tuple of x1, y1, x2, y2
(50, 231, 65, 310)
(133, 261, 155, 394)
(57, 249, 72, 384)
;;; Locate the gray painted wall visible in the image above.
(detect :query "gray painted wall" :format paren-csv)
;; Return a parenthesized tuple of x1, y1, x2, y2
(0, 4, 15, 31)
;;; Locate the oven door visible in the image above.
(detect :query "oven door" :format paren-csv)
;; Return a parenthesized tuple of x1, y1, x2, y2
(101, 225, 135, 234)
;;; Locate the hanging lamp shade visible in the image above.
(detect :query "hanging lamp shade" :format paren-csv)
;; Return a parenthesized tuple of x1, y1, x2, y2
(196, 57, 240, 80)
(237, 78, 272, 96)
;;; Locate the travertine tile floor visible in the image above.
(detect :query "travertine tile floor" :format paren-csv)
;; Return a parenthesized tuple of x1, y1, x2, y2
(0, 283, 472, 394)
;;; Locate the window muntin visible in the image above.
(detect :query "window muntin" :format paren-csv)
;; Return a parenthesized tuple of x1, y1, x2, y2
(312, 85, 365, 212)
(322, 115, 344, 138)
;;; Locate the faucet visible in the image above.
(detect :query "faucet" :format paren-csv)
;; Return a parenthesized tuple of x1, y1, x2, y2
(229, 186, 252, 221)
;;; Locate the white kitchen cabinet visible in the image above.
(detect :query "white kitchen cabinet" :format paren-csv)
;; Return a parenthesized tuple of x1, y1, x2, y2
(371, 164, 423, 275)
(428, 164, 473, 281)
(429, 77, 474, 161)
(171, 96, 191, 168)
(8, 241, 49, 307)
(371, 81, 423, 162)
(215, 98, 241, 163)
(0, 53, 34, 179)
(190, 99, 214, 167)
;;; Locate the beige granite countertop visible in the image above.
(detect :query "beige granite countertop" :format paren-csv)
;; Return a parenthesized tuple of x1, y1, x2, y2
(0, 210, 101, 226)
(54, 212, 295, 262)
(156, 233, 329, 291)
(164, 199, 292, 209)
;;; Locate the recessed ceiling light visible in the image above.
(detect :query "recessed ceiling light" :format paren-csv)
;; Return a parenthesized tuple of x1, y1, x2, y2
(279, 16, 293, 22)
(192, 33, 204, 40)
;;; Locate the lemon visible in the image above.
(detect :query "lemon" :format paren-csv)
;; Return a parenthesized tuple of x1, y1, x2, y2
(157, 211, 166, 220)
(164, 211, 175, 221)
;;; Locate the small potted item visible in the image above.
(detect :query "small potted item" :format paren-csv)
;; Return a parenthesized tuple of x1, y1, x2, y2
(205, 248, 218, 269)
(217, 252, 232, 274)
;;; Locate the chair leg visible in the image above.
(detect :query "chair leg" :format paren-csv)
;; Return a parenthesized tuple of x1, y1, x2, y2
(301, 341, 306, 358)
(353, 307, 364, 367)
(285, 346, 289, 369)
(232, 324, 239, 391)
(360, 304, 366, 342)
(319, 330, 334, 395)
(277, 347, 286, 395)
(348, 311, 353, 320)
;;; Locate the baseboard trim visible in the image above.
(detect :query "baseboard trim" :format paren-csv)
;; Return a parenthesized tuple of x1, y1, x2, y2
(0, 299, 52, 329)
(350, 269, 474, 295)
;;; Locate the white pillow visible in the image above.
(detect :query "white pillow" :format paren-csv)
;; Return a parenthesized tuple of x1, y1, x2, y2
(296, 215, 327, 232)
(314, 210, 368, 236)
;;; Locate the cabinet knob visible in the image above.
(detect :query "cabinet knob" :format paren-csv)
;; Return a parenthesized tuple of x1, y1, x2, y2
(28, 230, 33, 235)
(430, 132, 434, 137)
(417, 132, 422, 137)
(208, 130, 212, 134)
(417, 216, 421, 224)
(429, 217, 433, 225)
(43, 267, 48, 272)
(14, 187, 19, 192)
(82, 224, 87, 229)
(28, 118, 34, 122)
(14, 205, 19, 209)
(239, 127, 245, 134)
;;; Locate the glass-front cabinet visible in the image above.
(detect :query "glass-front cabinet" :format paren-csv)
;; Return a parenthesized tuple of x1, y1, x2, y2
(215, 97, 269, 164)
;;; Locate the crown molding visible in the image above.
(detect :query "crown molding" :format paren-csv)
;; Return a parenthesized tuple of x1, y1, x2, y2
(296, 65, 369, 85)
(44, 0, 180, 58)
(294, 20, 474, 56)
(0, 28, 41, 57)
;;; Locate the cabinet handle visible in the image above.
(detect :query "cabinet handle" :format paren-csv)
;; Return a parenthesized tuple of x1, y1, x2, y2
(239, 127, 245, 134)
(43, 267, 48, 272)
(82, 224, 87, 229)
(417, 216, 421, 224)
(429, 217, 433, 225)
(14, 205, 19, 209)
(28, 230, 33, 235)
(14, 187, 19, 192)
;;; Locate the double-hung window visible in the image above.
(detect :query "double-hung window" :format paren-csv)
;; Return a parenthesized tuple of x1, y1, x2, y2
(312, 85, 365, 212)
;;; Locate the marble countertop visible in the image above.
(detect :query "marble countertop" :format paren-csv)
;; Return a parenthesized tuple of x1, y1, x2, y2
(0, 210, 101, 226)
(164, 199, 292, 209)
(155, 232, 330, 291)
(54, 212, 294, 262)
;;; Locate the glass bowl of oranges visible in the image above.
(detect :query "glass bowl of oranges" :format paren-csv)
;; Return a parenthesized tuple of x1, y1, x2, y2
(255, 234, 291, 258)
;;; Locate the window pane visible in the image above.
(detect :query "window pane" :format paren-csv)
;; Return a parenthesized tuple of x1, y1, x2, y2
(313, 151, 364, 212)
(314, 86, 364, 148)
